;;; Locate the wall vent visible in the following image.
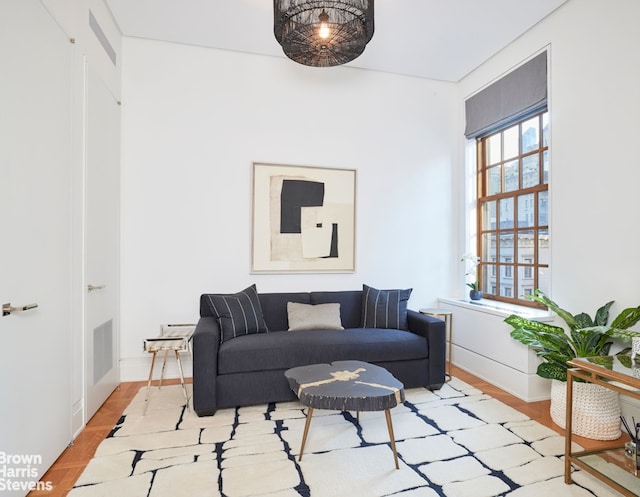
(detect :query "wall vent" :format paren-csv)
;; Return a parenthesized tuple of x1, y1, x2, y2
(93, 319, 113, 384)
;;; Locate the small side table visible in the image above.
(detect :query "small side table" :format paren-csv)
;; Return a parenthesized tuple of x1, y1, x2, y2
(419, 308, 453, 382)
(564, 355, 640, 496)
(143, 329, 193, 415)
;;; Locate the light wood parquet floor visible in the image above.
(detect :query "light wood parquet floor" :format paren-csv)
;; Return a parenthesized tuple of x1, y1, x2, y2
(27, 366, 627, 496)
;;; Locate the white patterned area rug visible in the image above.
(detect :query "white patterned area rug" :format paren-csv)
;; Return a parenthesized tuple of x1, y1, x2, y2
(69, 377, 622, 497)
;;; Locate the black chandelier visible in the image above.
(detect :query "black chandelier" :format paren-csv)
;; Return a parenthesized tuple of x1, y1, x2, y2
(273, 1, 374, 68)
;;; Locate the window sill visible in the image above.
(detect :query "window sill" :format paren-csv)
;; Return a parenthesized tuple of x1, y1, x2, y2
(438, 297, 554, 321)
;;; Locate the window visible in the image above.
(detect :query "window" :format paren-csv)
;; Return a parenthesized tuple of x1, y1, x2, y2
(504, 257, 513, 278)
(524, 258, 533, 279)
(476, 111, 549, 306)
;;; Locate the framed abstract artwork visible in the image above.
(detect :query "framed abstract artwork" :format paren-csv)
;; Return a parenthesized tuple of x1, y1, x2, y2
(251, 162, 356, 273)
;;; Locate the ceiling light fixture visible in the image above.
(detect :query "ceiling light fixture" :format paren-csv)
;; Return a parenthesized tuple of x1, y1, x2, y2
(273, 1, 374, 68)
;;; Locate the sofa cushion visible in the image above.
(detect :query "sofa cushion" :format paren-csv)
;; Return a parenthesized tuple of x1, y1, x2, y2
(310, 291, 362, 329)
(259, 292, 311, 331)
(287, 302, 344, 331)
(206, 284, 268, 343)
(218, 328, 428, 375)
(361, 284, 412, 330)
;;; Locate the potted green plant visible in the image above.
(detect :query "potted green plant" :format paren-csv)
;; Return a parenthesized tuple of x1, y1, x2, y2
(504, 289, 640, 439)
(460, 253, 482, 300)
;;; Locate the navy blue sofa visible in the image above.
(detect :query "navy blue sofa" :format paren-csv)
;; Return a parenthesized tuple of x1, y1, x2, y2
(193, 290, 446, 416)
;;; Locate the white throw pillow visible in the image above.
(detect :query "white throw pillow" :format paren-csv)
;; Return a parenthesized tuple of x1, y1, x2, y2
(287, 302, 344, 331)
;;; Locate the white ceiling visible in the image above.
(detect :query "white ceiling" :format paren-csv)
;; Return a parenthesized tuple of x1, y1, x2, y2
(104, 0, 567, 82)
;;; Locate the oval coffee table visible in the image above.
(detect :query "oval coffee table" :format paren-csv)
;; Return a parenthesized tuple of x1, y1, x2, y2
(285, 360, 405, 469)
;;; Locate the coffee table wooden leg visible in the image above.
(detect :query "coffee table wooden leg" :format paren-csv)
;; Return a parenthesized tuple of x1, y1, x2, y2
(299, 407, 314, 461)
(385, 409, 399, 469)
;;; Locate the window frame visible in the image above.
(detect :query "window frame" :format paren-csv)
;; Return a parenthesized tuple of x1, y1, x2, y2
(475, 111, 549, 308)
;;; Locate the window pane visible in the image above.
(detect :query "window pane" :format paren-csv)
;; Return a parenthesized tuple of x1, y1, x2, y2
(538, 266, 551, 295)
(487, 134, 501, 165)
(538, 228, 550, 264)
(522, 154, 539, 188)
(503, 160, 519, 193)
(500, 232, 513, 260)
(482, 201, 496, 230)
(542, 150, 549, 184)
(521, 116, 539, 153)
(503, 257, 513, 275)
(500, 281, 513, 297)
(538, 190, 548, 226)
(491, 266, 501, 295)
(503, 125, 519, 160)
(542, 112, 549, 147)
(499, 198, 514, 228)
(518, 266, 535, 298)
(518, 193, 534, 227)
(487, 166, 501, 195)
(482, 233, 497, 262)
(481, 264, 492, 294)
(517, 230, 534, 262)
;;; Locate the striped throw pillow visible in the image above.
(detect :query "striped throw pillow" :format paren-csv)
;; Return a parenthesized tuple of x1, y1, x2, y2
(207, 284, 268, 343)
(361, 284, 412, 330)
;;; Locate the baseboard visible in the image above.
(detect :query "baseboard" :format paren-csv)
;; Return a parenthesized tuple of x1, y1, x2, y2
(120, 354, 193, 382)
(71, 399, 84, 440)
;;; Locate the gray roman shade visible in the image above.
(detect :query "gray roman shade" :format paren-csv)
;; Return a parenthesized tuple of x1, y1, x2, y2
(465, 51, 547, 139)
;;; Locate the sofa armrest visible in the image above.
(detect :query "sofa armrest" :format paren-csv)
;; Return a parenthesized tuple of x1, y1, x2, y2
(407, 309, 446, 388)
(193, 316, 221, 416)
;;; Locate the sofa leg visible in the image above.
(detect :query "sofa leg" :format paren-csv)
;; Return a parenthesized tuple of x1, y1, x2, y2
(195, 408, 217, 417)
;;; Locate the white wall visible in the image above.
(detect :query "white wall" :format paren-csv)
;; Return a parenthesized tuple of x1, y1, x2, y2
(457, 0, 640, 319)
(120, 39, 459, 379)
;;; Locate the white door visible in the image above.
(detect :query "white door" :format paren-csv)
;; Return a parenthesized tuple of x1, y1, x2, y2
(84, 63, 121, 420)
(0, 1, 73, 494)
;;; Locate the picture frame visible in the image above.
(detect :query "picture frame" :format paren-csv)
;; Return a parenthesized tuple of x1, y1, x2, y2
(251, 162, 356, 273)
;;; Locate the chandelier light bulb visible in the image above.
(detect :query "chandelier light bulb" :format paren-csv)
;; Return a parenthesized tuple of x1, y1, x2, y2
(318, 10, 330, 39)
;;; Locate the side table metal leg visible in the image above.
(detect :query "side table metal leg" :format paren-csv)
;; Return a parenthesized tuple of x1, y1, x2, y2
(175, 349, 190, 411)
(385, 409, 399, 469)
(565, 371, 575, 484)
(299, 407, 314, 461)
(143, 350, 158, 415)
(419, 310, 454, 383)
(446, 315, 453, 382)
(159, 349, 170, 389)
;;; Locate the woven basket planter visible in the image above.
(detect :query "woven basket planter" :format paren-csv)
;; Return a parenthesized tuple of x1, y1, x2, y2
(550, 379, 621, 440)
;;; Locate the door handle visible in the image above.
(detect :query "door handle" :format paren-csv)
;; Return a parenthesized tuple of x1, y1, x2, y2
(88, 284, 106, 292)
(2, 302, 38, 317)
